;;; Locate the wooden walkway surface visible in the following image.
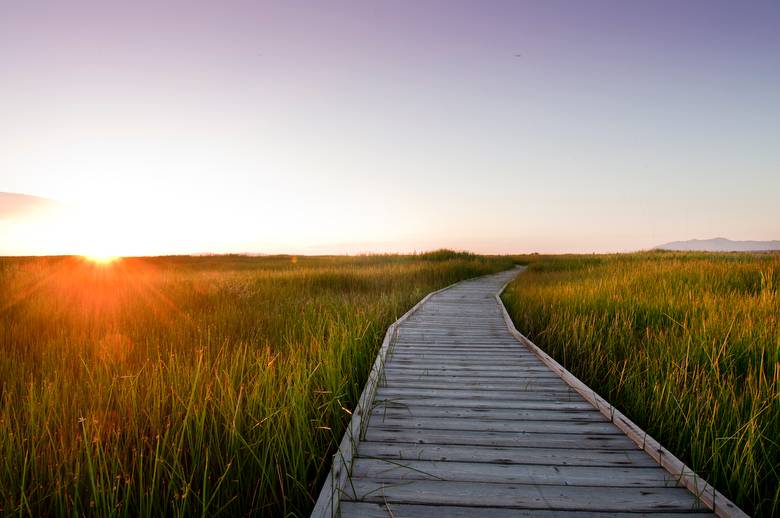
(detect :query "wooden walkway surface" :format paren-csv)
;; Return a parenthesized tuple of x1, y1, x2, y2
(312, 268, 746, 517)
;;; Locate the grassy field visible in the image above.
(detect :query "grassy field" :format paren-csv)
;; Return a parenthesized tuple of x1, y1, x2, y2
(4, 250, 776, 516)
(503, 252, 779, 516)
(0, 252, 513, 516)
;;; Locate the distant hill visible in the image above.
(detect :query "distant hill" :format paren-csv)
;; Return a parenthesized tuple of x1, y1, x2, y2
(655, 238, 780, 252)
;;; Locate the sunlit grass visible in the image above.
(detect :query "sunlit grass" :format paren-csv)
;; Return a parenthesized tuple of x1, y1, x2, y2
(503, 251, 779, 517)
(0, 251, 513, 516)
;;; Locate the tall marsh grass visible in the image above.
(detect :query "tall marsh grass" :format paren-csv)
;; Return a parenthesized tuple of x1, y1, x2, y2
(0, 252, 512, 516)
(503, 252, 779, 516)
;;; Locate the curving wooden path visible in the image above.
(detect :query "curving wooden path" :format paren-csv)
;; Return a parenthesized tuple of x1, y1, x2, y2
(312, 268, 746, 518)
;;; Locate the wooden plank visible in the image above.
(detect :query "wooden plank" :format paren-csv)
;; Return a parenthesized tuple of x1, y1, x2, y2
(398, 331, 509, 336)
(383, 363, 553, 373)
(351, 458, 682, 487)
(380, 379, 571, 391)
(398, 328, 514, 332)
(383, 365, 550, 374)
(371, 396, 595, 411)
(401, 322, 504, 327)
(398, 336, 512, 345)
(386, 358, 542, 366)
(393, 342, 519, 346)
(366, 415, 621, 434)
(380, 373, 557, 382)
(388, 355, 542, 362)
(357, 442, 657, 467)
(391, 343, 523, 350)
(380, 361, 549, 373)
(385, 361, 546, 369)
(381, 366, 558, 377)
(400, 338, 506, 343)
(376, 387, 578, 400)
(393, 338, 521, 342)
(400, 325, 506, 330)
(342, 479, 707, 512)
(399, 328, 507, 332)
(389, 347, 535, 356)
(369, 405, 607, 422)
(340, 502, 715, 518)
(364, 427, 638, 450)
(389, 345, 530, 352)
(381, 374, 565, 383)
(392, 341, 528, 346)
(380, 382, 573, 394)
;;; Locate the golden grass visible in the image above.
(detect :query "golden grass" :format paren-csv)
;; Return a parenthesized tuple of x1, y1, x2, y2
(503, 251, 779, 516)
(0, 252, 513, 516)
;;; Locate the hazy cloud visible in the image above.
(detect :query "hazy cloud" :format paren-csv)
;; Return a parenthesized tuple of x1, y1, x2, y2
(0, 192, 61, 220)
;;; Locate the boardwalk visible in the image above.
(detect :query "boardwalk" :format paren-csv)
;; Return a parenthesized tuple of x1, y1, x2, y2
(312, 268, 746, 517)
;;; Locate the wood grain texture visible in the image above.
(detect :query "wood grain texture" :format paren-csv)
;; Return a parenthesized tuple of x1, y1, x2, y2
(356, 442, 661, 467)
(344, 479, 706, 512)
(340, 502, 715, 517)
(350, 458, 681, 487)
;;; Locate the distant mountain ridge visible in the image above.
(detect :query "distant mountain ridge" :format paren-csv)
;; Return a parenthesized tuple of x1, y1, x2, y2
(655, 238, 780, 252)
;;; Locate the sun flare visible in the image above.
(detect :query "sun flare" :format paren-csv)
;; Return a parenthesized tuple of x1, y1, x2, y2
(83, 254, 121, 265)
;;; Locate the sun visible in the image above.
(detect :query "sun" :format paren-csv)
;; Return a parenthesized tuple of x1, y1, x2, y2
(83, 254, 121, 265)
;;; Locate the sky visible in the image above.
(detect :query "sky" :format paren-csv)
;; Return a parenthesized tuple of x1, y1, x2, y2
(1, 0, 779, 256)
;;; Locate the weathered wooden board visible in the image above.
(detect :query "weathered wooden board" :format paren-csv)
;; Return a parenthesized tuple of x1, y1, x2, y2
(386, 358, 549, 367)
(351, 458, 682, 487)
(356, 442, 659, 467)
(388, 350, 539, 358)
(366, 415, 622, 434)
(378, 362, 551, 372)
(391, 343, 535, 349)
(379, 380, 573, 392)
(344, 479, 707, 512)
(381, 366, 559, 377)
(363, 428, 639, 450)
(369, 405, 606, 422)
(375, 387, 579, 400)
(389, 345, 537, 352)
(381, 370, 562, 381)
(371, 396, 595, 411)
(339, 502, 715, 518)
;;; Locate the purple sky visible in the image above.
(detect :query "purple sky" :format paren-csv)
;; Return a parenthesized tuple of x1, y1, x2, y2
(1, 1, 779, 255)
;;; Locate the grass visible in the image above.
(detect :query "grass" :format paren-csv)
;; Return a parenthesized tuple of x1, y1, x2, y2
(0, 251, 513, 516)
(503, 251, 779, 517)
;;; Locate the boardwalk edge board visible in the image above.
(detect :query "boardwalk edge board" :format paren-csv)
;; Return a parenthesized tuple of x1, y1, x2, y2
(494, 274, 748, 518)
(310, 280, 463, 518)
